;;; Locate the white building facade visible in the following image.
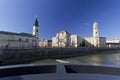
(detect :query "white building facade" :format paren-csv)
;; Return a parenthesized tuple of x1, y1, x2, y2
(52, 30, 70, 47)
(52, 30, 83, 48)
(69, 35, 83, 47)
(106, 39, 120, 48)
(84, 22, 106, 48)
(0, 17, 39, 49)
(84, 37, 106, 48)
(52, 22, 106, 48)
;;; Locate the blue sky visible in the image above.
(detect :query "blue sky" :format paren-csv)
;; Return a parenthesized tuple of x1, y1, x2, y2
(0, 0, 120, 40)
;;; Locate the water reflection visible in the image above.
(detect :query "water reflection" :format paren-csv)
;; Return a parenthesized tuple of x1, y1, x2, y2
(63, 52, 120, 65)
(33, 52, 120, 66)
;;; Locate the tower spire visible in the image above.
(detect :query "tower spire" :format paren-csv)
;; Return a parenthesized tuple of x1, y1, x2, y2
(34, 16, 39, 26)
(33, 16, 39, 38)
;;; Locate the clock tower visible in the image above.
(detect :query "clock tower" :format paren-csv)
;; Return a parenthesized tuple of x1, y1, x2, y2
(33, 17, 39, 39)
(93, 21, 99, 47)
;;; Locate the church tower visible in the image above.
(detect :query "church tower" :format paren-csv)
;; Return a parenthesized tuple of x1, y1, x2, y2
(33, 17, 39, 38)
(93, 21, 99, 47)
(93, 21, 99, 37)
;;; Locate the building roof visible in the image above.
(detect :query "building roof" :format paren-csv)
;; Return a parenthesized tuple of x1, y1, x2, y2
(99, 37, 106, 39)
(0, 31, 36, 37)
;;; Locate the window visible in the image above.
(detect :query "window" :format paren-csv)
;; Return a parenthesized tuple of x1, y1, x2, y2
(26, 39, 29, 42)
(19, 38, 22, 41)
(36, 29, 38, 32)
(32, 39, 34, 42)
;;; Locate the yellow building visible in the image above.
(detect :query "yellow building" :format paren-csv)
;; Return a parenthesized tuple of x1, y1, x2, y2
(39, 39, 52, 48)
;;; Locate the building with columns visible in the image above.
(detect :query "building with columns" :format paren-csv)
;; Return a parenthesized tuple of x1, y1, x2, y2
(52, 22, 106, 48)
(0, 17, 39, 49)
(52, 30, 83, 48)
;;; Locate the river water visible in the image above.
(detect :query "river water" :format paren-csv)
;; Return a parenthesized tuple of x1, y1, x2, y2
(63, 52, 120, 65)
(33, 51, 120, 66)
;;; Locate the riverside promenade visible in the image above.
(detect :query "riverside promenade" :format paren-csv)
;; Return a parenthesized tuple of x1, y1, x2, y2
(0, 47, 119, 65)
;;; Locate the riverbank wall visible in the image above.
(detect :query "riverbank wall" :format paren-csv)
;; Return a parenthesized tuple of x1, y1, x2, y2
(0, 48, 119, 65)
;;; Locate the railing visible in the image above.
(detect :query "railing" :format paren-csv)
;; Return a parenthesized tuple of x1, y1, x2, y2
(0, 63, 120, 80)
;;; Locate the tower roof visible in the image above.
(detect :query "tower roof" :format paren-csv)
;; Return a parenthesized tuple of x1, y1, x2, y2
(93, 21, 98, 25)
(34, 17, 39, 26)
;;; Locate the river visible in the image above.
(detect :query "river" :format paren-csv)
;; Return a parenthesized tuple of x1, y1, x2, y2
(33, 51, 120, 65)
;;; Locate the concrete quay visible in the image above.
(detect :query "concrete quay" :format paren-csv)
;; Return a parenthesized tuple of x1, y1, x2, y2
(0, 47, 119, 65)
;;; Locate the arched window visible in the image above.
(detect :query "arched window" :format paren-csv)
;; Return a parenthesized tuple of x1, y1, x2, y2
(26, 39, 29, 42)
(32, 39, 34, 42)
(19, 38, 22, 41)
(36, 29, 38, 32)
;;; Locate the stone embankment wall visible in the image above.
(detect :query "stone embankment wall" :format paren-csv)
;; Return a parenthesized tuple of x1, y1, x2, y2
(0, 48, 119, 65)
